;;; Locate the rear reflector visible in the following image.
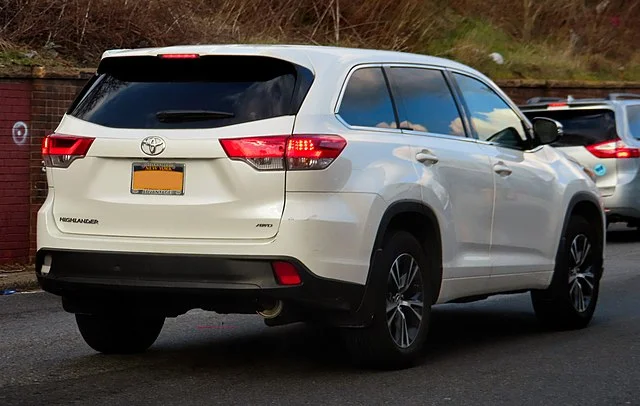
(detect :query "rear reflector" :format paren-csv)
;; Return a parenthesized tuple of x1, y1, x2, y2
(586, 139, 640, 159)
(42, 134, 95, 168)
(219, 134, 347, 171)
(158, 53, 200, 59)
(272, 261, 301, 285)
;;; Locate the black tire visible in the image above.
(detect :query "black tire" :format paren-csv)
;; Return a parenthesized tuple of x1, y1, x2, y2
(342, 231, 433, 370)
(531, 215, 603, 330)
(75, 314, 165, 354)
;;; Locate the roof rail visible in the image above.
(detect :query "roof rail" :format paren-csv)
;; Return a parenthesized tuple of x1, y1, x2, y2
(607, 93, 640, 100)
(525, 97, 565, 104)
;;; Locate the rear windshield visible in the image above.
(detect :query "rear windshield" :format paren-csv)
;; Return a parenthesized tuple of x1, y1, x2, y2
(68, 55, 300, 129)
(522, 108, 617, 147)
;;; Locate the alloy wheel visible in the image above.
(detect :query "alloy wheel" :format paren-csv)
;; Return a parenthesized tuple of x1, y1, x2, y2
(568, 234, 596, 313)
(386, 253, 425, 348)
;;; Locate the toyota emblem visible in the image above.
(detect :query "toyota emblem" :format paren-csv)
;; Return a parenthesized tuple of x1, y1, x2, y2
(141, 136, 166, 156)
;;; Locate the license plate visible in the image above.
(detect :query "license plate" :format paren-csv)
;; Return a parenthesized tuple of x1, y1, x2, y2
(130, 162, 185, 195)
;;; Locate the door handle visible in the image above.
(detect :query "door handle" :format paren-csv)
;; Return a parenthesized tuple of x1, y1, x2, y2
(416, 150, 439, 165)
(493, 161, 512, 177)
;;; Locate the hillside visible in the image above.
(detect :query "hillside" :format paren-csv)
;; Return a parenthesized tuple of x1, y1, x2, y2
(0, 0, 638, 80)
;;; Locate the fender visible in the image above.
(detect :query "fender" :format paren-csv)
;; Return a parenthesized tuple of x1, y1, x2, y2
(338, 200, 443, 328)
(553, 191, 605, 282)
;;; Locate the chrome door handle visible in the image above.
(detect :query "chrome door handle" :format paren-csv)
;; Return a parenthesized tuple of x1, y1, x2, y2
(416, 150, 439, 165)
(494, 162, 512, 176)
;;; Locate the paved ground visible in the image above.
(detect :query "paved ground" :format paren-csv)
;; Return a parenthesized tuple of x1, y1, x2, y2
(0, 264, 37, 293)
(1, 227, 639, 405)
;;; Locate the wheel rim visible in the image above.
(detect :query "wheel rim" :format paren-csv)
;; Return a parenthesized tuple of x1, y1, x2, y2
(568, 234, 596, 313)
(386, 253, 424, 348)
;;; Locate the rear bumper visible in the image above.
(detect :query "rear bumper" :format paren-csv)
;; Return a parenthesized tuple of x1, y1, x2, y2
(604, 206, 640, 223)
(602, 178, 640, 223)
(35, 249, 365, 312)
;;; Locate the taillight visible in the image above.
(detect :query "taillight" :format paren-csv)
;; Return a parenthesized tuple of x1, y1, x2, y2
(586, 139, 640, 159)
(158, 53, 200, 59)
(219, 135, 347, 171)
(42, 134, 95, 168)
(548, 102, 568, 108)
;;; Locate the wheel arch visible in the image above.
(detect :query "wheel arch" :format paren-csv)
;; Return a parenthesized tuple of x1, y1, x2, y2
(368, 200, 444, 305)
(558, 192, 606, 268)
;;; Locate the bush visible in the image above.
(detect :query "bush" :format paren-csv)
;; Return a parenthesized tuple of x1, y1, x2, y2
(0, 0, 638, 79)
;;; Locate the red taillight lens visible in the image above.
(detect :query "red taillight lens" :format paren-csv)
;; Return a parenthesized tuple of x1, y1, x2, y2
(548, 102, 568, 108)
(286, 135, 347, 170)
(158, 53, 200, 59)
(219, 135, 346, 171)
(272, 261, 301, 285)
(42, 134, 95, 168)
(586, 139, 640, 159)
(220, 136, 287, 170)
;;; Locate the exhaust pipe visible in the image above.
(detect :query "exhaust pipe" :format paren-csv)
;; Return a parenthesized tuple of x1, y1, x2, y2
(257, 299, 284, 319)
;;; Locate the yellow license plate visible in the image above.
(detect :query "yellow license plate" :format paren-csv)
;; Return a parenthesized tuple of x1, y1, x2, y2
(130, 162, 185, 195)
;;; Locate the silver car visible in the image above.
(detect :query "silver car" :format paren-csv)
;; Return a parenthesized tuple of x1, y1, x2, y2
(520, 94, 640, 228)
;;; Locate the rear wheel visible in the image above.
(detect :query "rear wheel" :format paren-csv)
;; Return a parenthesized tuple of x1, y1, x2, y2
(342, 231, 432, 370)
(531, 215, 603, 330)
(75, 314, 165, 354)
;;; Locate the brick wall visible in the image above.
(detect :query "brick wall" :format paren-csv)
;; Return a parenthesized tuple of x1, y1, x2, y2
(498, 80, 640, 104)
(1, 70, 640, 265)
(29, 78, 88, 259)
(0, 81, 32, 264)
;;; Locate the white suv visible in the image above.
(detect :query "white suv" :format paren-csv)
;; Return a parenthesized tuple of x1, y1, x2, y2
(36, 45, 606, 369)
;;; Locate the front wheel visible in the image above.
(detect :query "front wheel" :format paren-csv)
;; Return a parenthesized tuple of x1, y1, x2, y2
(531, 215, 603, 330)
(342, 231, 432, 370)
(76, 313, 165, 354)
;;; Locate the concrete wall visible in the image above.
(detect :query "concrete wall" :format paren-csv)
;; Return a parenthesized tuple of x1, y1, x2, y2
(1, 69, 639, 264)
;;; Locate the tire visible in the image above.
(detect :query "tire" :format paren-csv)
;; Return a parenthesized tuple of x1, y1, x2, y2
(342, 230, 433, 370)
(531, 215, 603, 330)
(75, 314, 165, 354)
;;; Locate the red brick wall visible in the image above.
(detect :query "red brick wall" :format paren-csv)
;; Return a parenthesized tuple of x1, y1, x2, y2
(499, 80, 640, 104)
(29, 78, 88, 259)
(0, 81, 31, 264)
(1, 72, 640, 265)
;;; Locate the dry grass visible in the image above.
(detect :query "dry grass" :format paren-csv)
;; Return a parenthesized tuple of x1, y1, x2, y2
(0, 0, 639, 80)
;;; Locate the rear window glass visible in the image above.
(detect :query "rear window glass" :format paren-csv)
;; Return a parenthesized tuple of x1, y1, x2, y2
(68, 56, 299, 129)
(627, 105, 640, 139)
(522, 108, 617, 147)
(337, 67, 397, 129)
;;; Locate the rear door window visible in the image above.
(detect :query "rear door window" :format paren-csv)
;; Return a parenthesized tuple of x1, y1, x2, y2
(68, 56, 303, 129)
(521, 108, 617, 147)
(386, 67, 466, 136)
(627, 105, 640, 139)
(337, 67, 398, 129)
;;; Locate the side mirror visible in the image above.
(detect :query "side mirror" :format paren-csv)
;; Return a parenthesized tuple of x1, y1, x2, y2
(532, 117, 563, 145)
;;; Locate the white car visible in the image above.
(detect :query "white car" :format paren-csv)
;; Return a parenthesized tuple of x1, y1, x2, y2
(36, 45, 606, 369)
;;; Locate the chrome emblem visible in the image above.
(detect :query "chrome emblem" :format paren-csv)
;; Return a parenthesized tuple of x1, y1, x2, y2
(141, 136, 166, 156)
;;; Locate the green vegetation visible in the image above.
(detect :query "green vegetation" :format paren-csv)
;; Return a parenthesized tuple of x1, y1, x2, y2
(0, 0, 637, 81)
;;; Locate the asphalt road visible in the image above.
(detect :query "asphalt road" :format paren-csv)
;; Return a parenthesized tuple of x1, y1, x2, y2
(1, 227, 639, 406)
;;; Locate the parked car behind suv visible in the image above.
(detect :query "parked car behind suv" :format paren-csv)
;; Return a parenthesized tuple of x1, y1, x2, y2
(36, 45, 605, 369)
(519, 94, 640, 228)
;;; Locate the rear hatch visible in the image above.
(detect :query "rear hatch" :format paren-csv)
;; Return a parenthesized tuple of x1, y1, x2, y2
(522, 106, 621, 196)
(45, 53, 313, 240)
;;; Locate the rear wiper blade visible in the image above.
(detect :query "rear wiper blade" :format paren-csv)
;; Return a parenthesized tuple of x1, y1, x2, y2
(156, 110, 235, 122)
